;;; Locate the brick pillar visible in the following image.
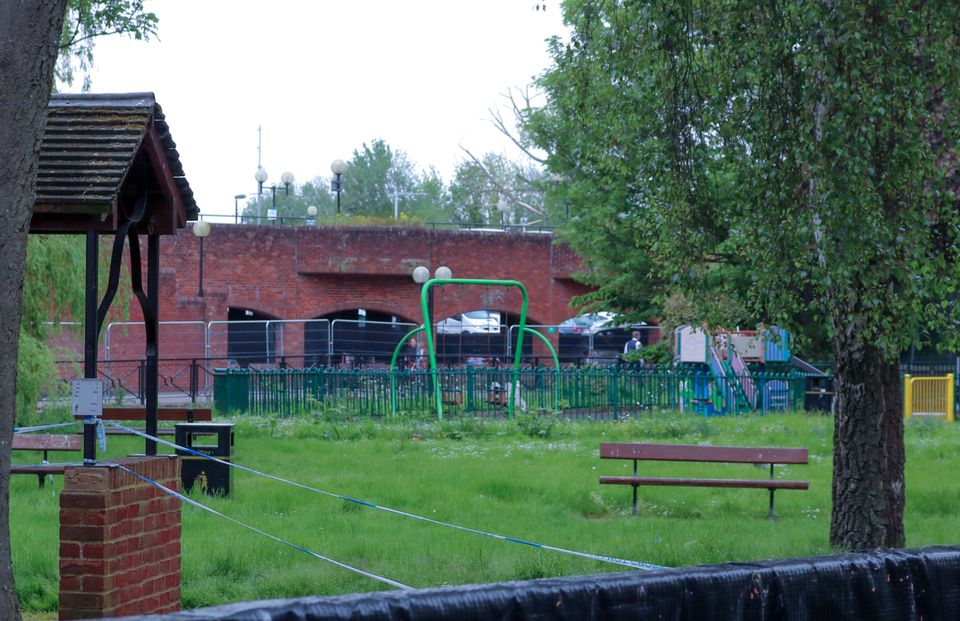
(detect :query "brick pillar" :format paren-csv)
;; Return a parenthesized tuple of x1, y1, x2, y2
(59, 456, 181, 620)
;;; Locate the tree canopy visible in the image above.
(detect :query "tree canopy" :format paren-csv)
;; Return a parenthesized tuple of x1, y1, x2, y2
(527, 0, 960, 549)
(57, 0, 157, 89)
(238, 138, 568, 227)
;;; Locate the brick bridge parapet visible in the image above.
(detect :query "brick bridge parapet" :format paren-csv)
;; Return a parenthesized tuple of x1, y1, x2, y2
(139, 224, 590, 329)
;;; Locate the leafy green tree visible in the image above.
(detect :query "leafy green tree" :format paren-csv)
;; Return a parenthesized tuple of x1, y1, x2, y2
(407, 167, 453, 223)
(341, 139, 418, 218)
(18, 237, 86, 423)
(450, 156, 505, 224)
(528, 1, 960, 549)
(57, 0, 158, 88)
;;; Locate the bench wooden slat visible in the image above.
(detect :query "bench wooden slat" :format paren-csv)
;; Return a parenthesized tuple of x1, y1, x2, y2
(84, 407, 212, 422)
(600, 442, 808, 464)
(11, 463, 74, 476)
(12, 434, 82, 451)
(599, 476, 809, 490)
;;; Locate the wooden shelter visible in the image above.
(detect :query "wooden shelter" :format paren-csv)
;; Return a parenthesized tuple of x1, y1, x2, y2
(29, 92, 199, 457)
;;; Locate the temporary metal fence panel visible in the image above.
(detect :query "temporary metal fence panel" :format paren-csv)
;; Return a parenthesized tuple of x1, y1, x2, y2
(206, 319, 332, 368)
(506, 324, 665, 365)
(102, 321, 208, 401)
(208, 320, 274, 366)
(104, 321, 207, 361)
(331, 319, 419, 365)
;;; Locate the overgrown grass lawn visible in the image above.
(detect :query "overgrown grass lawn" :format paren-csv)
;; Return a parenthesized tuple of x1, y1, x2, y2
(11, 411, 960, 614)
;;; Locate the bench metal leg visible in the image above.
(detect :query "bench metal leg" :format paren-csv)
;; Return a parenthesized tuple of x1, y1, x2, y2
(768, 463, 775, 520)
(632, 459, 638, 516)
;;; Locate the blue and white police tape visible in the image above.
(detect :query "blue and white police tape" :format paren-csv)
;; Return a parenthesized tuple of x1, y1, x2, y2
(108, 421, 665, 572)
(14, 421, 82, 434)
(111, 462, 412, 590)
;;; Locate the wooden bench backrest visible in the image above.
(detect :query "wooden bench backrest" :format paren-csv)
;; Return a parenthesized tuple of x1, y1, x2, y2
(12, 434, 82, 451)
(88, 407, 213, 422)
(600, 443, 808, 465)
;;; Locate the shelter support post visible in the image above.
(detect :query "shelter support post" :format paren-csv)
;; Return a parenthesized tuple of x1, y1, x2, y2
(83, 230, 98, 464)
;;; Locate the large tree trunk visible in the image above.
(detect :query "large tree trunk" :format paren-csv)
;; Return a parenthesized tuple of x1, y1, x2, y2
(0, 2, 68, 619)
(830, 320, 906, 550)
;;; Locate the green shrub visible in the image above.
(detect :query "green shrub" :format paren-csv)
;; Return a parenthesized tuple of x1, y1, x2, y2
(516, 410, 559, 438)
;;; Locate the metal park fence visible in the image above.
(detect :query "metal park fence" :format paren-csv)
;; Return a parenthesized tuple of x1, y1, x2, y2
(212, 365, 815, 418)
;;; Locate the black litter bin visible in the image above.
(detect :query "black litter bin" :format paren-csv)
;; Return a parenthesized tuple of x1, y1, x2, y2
(175, 422, 234, 496)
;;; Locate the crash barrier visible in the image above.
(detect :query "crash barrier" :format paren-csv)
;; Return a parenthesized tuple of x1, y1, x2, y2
(904, 373, 955, 422)
(213, 366, 814, 417)
(134, 545, 960, 621)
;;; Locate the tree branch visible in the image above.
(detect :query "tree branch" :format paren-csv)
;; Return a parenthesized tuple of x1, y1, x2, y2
(60, 28, 136, 49)
(458, 146, 546, 216)
(489, 88, 547, 164)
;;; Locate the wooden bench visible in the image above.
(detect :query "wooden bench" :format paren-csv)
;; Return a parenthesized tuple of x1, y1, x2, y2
(95, 407, 212, 422)
(599, 443, 809, 520)
(11, 434, 82, 488)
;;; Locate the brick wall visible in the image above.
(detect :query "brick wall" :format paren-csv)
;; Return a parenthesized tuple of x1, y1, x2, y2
(59, 456, 181, 619)
(100, 225, 592, 365)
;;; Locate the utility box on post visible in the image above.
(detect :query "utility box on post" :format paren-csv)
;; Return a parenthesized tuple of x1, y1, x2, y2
(174, 422, 235, 496)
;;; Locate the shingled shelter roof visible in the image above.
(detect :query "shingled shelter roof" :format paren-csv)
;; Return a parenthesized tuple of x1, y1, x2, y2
(29, 92, 199, 235)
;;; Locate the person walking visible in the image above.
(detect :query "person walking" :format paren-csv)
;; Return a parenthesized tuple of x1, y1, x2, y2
(623, 330, 643, 355)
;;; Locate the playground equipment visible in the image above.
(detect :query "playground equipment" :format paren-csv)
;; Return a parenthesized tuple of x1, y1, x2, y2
(904, 373, 955, 422)
(389, 278, 561, 419)
(674, 325, 818, 415)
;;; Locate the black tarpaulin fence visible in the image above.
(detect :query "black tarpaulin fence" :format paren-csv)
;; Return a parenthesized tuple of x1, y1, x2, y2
(111, 546, 960, 621)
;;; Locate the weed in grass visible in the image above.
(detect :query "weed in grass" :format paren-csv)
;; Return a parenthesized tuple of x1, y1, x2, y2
(513, 553, 565, 581)
(515, 410, 558, 438)
(569, 491, 614, 520)
(208, 549, 254, 581)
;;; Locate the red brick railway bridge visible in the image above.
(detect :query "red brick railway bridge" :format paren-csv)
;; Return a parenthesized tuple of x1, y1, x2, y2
(102, 224, 601, 368)
(165, 224, 588, 327)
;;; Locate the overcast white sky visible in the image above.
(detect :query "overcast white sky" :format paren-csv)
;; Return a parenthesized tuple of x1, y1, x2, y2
(82, 1, 566, 220)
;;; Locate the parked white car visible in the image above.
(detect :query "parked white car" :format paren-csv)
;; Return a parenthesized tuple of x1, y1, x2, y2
(435, 311, 501, 334)
(558, 312, 618, 335)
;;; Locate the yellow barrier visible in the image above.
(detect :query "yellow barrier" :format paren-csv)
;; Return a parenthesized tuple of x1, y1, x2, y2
(904, 373, 955, 422)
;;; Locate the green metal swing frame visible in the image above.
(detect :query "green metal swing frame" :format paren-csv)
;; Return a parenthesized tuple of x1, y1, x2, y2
(389, 278, 559, 419)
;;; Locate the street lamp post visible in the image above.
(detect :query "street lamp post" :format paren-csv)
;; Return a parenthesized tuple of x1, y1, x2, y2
(306, 205, 317, 226)
(254, 168, 294, 224)
(330, 159, 347, 214)
(254, 167, 268, 222)
(233, 194, 246, 224)
(497, 197, 509, 228)
(413, 265, 452, 369)
(192, 220, 211, 296)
